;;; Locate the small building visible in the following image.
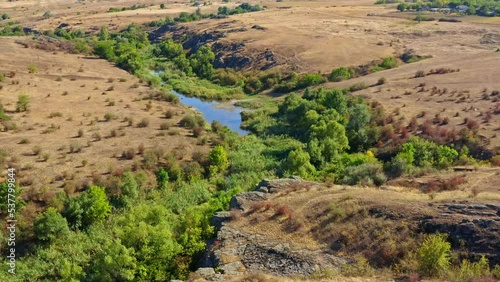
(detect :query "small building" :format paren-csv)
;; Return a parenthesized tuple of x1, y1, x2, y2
(430, 8, 439, 12)
(456, 5, 469, 13)
(440, 7, 451, 13)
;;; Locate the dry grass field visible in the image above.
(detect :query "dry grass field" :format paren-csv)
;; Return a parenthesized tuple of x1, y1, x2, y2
(222, 174, 500, 281)
(232, 176, 500, 252)
(0, 37, 210, 197)
(3, 0, 233, 32)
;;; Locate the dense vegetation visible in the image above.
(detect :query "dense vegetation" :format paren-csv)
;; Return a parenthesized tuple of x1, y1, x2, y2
(0, 141, 272, 280)
(0, 5, 499, 280)
(108, 4, 147, 13)
(239, 86, 489, 184)
(0, 21, 25, 36)
(383, 0, 500, 16)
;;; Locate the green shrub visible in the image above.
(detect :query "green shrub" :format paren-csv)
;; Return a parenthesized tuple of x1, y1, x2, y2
(416, 233, 451, 277)
(296, 73, 325, 89)
(62, 185, 111, 229)
(329, 67, 352, 82)
(34, 207, 70, 243)
(209, 145, 228, 176)
(341, 162, 386, 186)
(384, 156, 410, 178)
(155, 168, 169, 190)
(103, 113, 115, 121)
(69, 142, 82, 153)
(0, 108, 10, 122)
(42, 11, 53, 19)
(493, 264, 500, 279)
(452, 256, 490, 281)
(349, 82, 368, 92)
(28, 64, 38, 74)
(283, 147, 316, 178)
(16, 94, 30, 112)
(380, 57, 398, 69)
(415, 70, 426, 78)
(179, 114, 198, 129)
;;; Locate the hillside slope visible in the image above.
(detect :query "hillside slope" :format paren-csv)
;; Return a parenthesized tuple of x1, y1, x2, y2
(194, 177, 500, 281)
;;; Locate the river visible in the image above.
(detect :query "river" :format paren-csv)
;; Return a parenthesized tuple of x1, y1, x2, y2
(151, 70, 249, 135)
(171, 90, 249, 136)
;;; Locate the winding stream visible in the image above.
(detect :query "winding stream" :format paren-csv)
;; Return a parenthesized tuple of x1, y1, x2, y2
(152, 70, 249, 135)
(171, 90, 249, 136)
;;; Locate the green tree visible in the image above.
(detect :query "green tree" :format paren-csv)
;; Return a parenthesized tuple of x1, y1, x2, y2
(174, 55, 193, 74)
(111, 172, 140, 208)
(328, 67, 352, 82)
(114, 203, 184, 280)
(63, 185, 111, 229)
(346, 103, 371, 152)
(397, 3, 409, 11)
(87, 239, 137, 281)
(121, 172, 139, 199)
(380, 56, 398, 69)
(320, 89, 348, 116)
(176, 205, 214, 257)
(116, 43, 145, 73)
(436, 145, 458, 168)
(416, 233, 451, 277)
(284, 147, 316, 178)
(307, 120, 349, 165)
(156, 168, 169, 190)
(94, 40, 116, 61)
(34, 207, 70, 243)
(297, 73, 325, 89)
(209, 145, 228, 175)
(190, 46, 215, 79)
(467, 5, 476, 15)
(98, 26, 110, 41)
(154, 38, 184, 59)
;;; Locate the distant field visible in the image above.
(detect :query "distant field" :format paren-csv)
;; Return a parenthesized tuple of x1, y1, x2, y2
(2, 0, 228, 31)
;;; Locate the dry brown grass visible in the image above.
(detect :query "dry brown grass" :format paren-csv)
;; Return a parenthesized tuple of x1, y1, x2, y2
(2, 0, 229, 32)
(0, 37, 210, 196)
(230, 173, 500, 271)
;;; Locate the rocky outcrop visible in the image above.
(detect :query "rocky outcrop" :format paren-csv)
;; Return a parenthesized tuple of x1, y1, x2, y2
(420, 202, 500, 265)
(148, 24, 280, 70)
(199, 178, 500, 280)
(200, 177, 347, 279)
(201, 225, 347, 278)
(194, 267, 224, 282)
